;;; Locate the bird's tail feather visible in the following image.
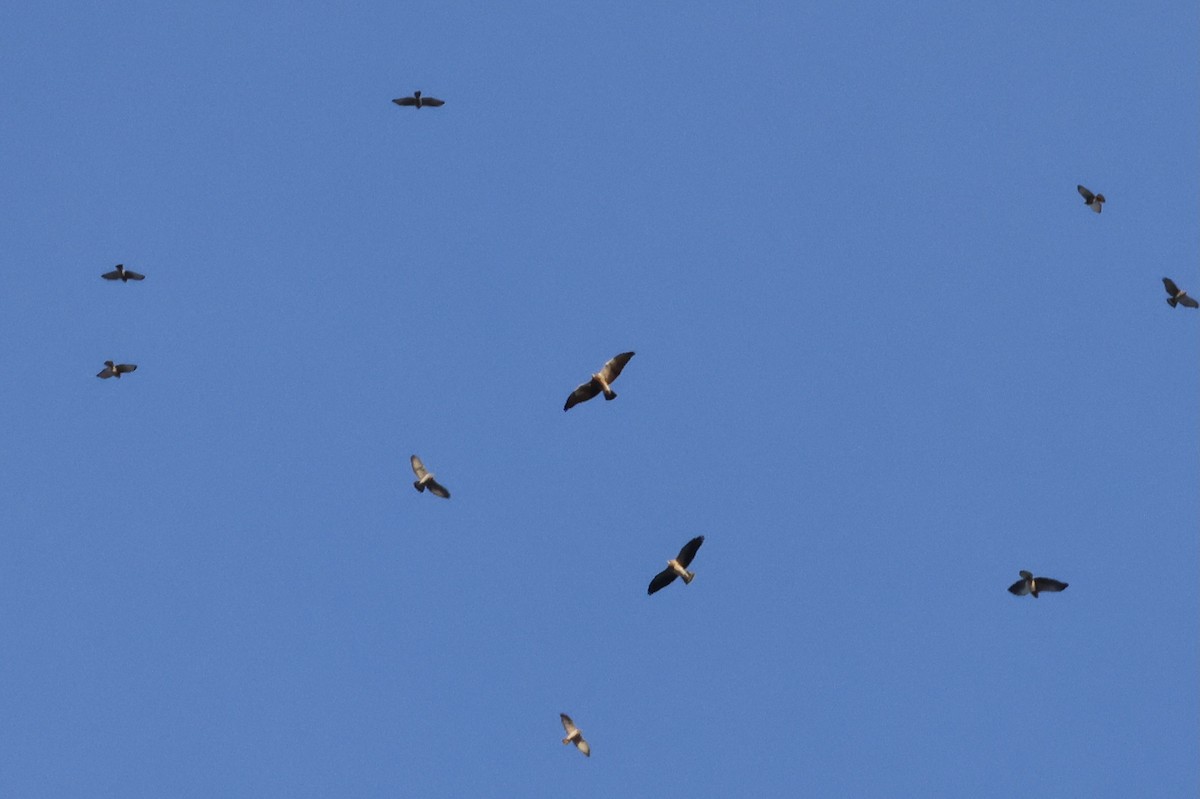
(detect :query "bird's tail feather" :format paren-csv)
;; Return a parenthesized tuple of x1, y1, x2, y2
(682, 571, 694, 584)
(562, 738, 570, 745)
(414, 481, 425, 492)
(603, 389, 617, 400)
(1168, 297, 1178, 308)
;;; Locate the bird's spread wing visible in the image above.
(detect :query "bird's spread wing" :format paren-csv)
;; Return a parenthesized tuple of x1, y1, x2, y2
(1077, 185, 1095, 202)
(1007, 579, 1030, 596)
(1163, 277, 1181, 296)
(599, 352, 635, 383)
(392, 97, 417, 106)
(410, 455, 429, 480)
(648, 568, 678, 595)
(422, 97, 445, 106)
(427, 479, 450, 499)
(123, 270, 145, 280)
(560, 714, 578, 736)
(101, 270, 122, 280)
(1035, 578, 1068, 593)
(1181, 295, 1199, 308)
(97, 366, 115, 378)
(564, 379, 601, 411)
(116, 364, 137, 374)
(675, 535, 705, 568)
(576, 739, 590, 757)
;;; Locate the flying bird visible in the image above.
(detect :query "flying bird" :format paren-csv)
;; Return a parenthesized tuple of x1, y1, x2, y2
(559, 714, 590, 757)
(1007, 570, 1068, 598)
(1162, 277, 1199, 308)
(101, 264, 145, 282)
(392, 91, 444, 108)
(1077, 185, 1105, 213)
(410, 455, 450, 498)
(648, 535, 705, 595)
(563, 351, 635, 411)
(96, 361, 137, 379)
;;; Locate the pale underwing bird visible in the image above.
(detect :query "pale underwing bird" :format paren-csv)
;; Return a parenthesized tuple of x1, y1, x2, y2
(97, 361, 137, 379)
(1162, 277, 1199, 308)
(563, 351, 635, 411)
(392, 91, 444, 108)
(1007, 570, 1068, 598)
(100, 264, 145, 282)
(410, 455, 450, 498)
(648, 535, 705, 595)
(1077, 184, 1105, 213)
(559, 713, 590, 757)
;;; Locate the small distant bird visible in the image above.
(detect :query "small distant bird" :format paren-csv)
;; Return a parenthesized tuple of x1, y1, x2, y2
(410, 454, 450, 498)
(563, 352, 635, 411)
(1162, 277, 1199, 308)
(1077, 185, 1105, 213)
(392, 91, 444, 108)
(97, 361, 137, 379)
(100, 264, 145, 282)
(648, 536, 705, 595)
(1007, 570, 1068, 598)
(559, 714, 590, 757)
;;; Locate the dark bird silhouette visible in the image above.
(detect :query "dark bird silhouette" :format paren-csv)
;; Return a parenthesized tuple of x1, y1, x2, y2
(1162, 277, 1199, 308)
(101, 264, 145, 282)
(1007, 570, 1068, 598)
(410, 455, 450, 498)
(563, 352, 635, 411)
(97, 361, 137, 379)
(559, 714, 590, 757)
(1077, 185, 1105, 213)
(392, 91, 444, 108)
(648, 536, 705, 595)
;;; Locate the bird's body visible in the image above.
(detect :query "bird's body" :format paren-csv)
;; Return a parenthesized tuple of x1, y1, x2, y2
(559, 714, 590, 757)
(593, 373, 615, 400)
(1008, 570, 1068, 598)
(564, 352, 635, 411)
(410, 454, 450, 498)
(97, 360, 137, 379)
(392, 90, 445, 108)
(1162, 277, 1199, 309)
(100, 264, 145, 282)
(1077, 184, 1105, 213)
(667, 559, 693, 582)
(648, 536, 705, 595)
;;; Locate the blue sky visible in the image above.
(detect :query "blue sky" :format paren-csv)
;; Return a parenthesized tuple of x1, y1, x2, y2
(1, 2, 1197, 796)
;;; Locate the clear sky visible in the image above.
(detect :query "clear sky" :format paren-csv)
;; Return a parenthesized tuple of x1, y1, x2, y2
(1, 2, 1197, 797)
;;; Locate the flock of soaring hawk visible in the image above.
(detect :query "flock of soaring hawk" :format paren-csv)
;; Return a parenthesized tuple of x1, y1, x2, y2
(93, 93, 1196, 759)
